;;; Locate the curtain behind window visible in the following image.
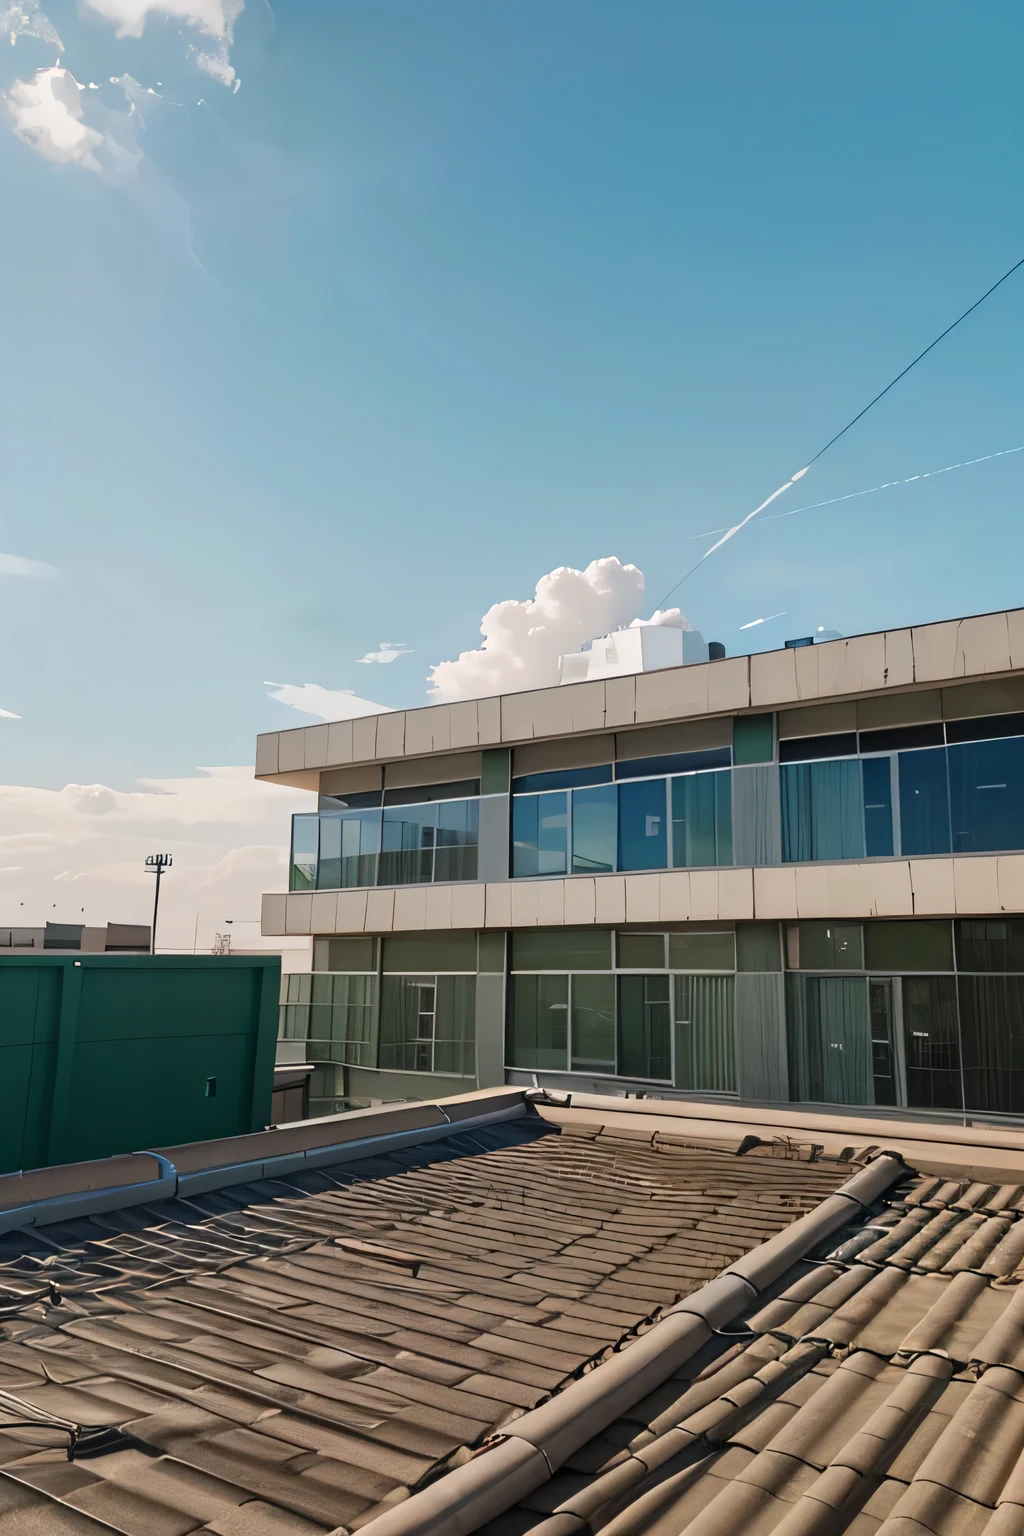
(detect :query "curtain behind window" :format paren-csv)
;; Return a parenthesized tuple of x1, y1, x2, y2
(781, 760, 865, 862)
(787, 975, 872, 1104)
(957, 974, 1024, 1114)
(379, 976, 421, 1070)
(674, 975, 735, 1092)
(434, 975, 476, 1075)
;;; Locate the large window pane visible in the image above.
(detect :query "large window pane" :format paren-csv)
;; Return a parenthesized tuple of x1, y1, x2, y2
(862, 757, 894, 857)
(781, 759, 865, 862)
(329, 973, 379, 1067)
(671, 770, 732, 867)
(668, 931, 736, 972)
(508, 975, 569, 1069)
(571, 974, 616, 1072)
(618, 932, 666, 970)
(290, 815, 319, 891)
(340, 809, 382, 888)
(511, 929, 612, 971)
(572, 784, 617, 874)
(433, 975, 476, 1075)
(958, 975, 1024, 1115)
(868, 978, 898, 1106)
(380, 803, 436, 886)
(787, 922, 864, 970)
(736, 922, 781, 973)
(674, 975, 735, 1092)
(786, 976, 873, 1105)
(901, 977, 962, 1110)
(618, 780, 668, 872)
(864, 921, 953, 972)
(434, 799, 479, 883)
(617, 974, 671, 1080)
(383, 932, 477, 973)
(956, 919, 1024, 973)
(317, 937, 377, 973)
(948, 737, 1024, 853)
(898, 747, 950, 855)
(379, 975, 434, 1071)
(512, 793, 568, 877)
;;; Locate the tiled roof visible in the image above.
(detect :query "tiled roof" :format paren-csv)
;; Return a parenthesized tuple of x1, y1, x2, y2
(477, 1172, 1024, 1536)
(0, 1117, 853, 1535)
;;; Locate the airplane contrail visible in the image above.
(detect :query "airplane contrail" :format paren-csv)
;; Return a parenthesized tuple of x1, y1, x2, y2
(686, 443, 1024, 541)
(739, 611, 787, 631)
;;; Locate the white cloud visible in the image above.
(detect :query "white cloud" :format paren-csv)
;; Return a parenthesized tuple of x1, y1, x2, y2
(0, 0, 63, 49)
(0, 765, 312, 952)
(264, 681, 394, 722)
(5, 65, 143, 174)
(357, 642, 413, 666)
(0, 708, 20, 720)
(0, 552, 58, 578)
(427, 556, 692, 701)
(83, 0, 243, 87)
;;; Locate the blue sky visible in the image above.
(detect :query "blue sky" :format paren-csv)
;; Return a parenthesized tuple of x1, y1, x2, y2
(4, 0, 1024, 790)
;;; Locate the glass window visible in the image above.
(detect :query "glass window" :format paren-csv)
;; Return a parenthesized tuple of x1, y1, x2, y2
(786, 975, 873, 1105)
(901, 976, 962, 1110)
(618, 779, 668, 872)
(571, 974, 616, 1072)
(787, 922, 864, 971)
(315, 937, 377, 973)
(383, 932, 477, 973)
(946, 711, 1024, 744)
(956, 919, 1024, 973)
(384, 779, 479, 805)
(868, 978, 898, 1107)
(779, 733, 858, 763)
(339, 809, 382, 888)
(616, 748, 730, 780)
(668, 931, 736, 972)
(511, 928, 612, 971)
(433, 975, 476, 1075)
(671, 770, 732, 867)
(379, 976, 434, 1071)
(572, 784, 617, 874)
(948, 737, 1024, 854)
(958, 975, 1024, 1115)
(781, 759, 865, 862)
(380, 803, 436, 886)
(674, 975, 735, 1092)
(481, 749, 511, 795)
(736, 922, 781, 973)
(864, 921, 954, 973)
(898, 747, 950, 855)
(618, 932, 666, 970)
(862, 756, 894, 857)
(512, 765, 612, 794)
(617, 975, 671, 1080)
(477, 931, 506, 973)
(512, 792, 568, 877)
(859, 723, 944, 754)
(290, 815, 319, 891)
(508, 974, 569, 1069)
(434, 799, 479, 883)
(327, 973, 379, 1067)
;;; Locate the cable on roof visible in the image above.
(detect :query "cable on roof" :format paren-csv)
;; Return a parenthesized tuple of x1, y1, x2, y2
(653, 251, 1024, 614)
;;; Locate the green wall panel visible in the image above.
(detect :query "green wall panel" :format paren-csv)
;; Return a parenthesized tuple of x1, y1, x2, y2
(0, 956, 279, 1174)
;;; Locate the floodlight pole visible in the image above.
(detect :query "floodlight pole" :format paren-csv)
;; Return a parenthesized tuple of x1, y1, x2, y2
(145, 853, 172, 955)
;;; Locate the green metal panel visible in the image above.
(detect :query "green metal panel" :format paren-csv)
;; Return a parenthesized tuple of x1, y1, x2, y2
(0, 956, 280, 1174)
(733, 713, 776, 765)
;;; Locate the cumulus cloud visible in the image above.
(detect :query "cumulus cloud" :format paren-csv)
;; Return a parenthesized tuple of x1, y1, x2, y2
(0, 552, 58, 578)
(0, 0, 63, 49)
(357, 642, 413, 666)
(83, 0, 243, 87)
(427, 556, 692, 701)
(264, 681, 394, 722)
(0, 765, 312, 953)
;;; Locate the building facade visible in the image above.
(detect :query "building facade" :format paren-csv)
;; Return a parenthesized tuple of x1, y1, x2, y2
(0, 921, 151, 953)
(259, 606, 1024, 1125)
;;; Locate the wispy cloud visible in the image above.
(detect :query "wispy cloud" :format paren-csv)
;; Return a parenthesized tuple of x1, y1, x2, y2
(0, 552, 58, 578)
(0, 708, 20, 720)
(357, 642, 413, 666)
(264, 681, 393, 722)
(82, 0, 243, 88)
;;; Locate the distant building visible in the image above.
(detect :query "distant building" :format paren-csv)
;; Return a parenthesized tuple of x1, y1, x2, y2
(257, 603, 1024, 1127)
(0, 921, 151, 954)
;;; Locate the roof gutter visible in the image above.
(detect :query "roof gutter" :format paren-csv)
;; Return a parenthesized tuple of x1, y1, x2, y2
(353, 1152, 909, 1536)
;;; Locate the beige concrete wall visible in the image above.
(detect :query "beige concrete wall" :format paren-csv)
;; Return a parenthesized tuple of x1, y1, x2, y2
(261, 851, 1024, 936)
(255, 607, 1024, 785)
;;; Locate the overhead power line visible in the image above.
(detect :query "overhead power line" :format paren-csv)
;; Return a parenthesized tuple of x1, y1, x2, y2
(653, 252, 1024, 615)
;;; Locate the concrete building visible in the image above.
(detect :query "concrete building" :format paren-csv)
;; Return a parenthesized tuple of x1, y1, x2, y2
(258, 604, 1024, 1125)
(0, 920, 151, 953)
